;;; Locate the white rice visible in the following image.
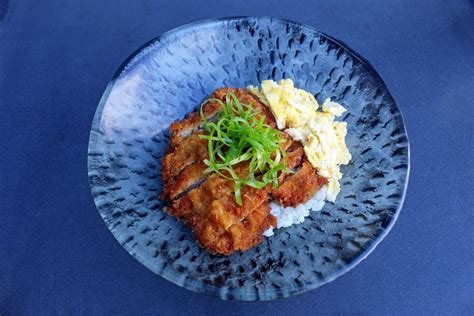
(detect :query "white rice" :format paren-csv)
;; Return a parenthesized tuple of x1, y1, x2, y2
(263, 186, 328, 236)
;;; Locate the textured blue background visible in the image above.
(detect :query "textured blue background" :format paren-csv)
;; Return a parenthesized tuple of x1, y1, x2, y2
(0, 0, 473, 315)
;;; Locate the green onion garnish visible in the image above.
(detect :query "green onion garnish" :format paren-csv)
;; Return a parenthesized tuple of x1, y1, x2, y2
(199, 92, 287, 205)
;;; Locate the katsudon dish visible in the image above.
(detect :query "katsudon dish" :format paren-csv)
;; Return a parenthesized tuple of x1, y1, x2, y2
(161, 79, 351, 255)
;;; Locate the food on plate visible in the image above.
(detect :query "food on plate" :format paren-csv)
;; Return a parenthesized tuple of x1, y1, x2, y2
(161, 80, 351, 254)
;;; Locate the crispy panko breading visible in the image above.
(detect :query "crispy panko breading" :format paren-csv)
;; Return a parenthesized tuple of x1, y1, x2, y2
(169, 173, 274, 254)
(272, 161, 327, 207)
(161, 134, 208, 182)
(160, 88, 326, 254)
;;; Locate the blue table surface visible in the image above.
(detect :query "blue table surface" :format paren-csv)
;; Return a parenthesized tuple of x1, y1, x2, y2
(1, 0, 473, 315)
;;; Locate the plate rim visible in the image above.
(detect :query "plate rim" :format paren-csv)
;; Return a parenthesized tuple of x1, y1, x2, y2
(88, 16, 411, 301)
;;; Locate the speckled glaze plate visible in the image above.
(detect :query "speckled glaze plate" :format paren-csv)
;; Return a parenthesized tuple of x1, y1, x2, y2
(88, 17, 409, 300)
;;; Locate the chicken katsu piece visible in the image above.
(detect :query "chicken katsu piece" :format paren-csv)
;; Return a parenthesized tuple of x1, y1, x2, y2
(160, 87, 326, 254)
(170, 173, 275, 254)
(161, 135, 207, 181)
(272, 161, 328, 207)
(168, 88, 276, 147)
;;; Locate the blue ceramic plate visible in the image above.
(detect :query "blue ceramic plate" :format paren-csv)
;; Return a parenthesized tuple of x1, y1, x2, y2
(88, 17, 409, 300)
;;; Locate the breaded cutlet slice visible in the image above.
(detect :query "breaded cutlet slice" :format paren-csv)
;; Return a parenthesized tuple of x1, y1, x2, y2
(167, 172, 274, 254)
(272, 161, 328, 207)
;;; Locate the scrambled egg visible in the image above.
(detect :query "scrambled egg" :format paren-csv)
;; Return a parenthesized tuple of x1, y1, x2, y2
(248, 79, 351, 202)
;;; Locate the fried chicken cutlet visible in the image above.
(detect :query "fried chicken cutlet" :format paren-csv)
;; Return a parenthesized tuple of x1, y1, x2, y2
(160, 88, 326, 255)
